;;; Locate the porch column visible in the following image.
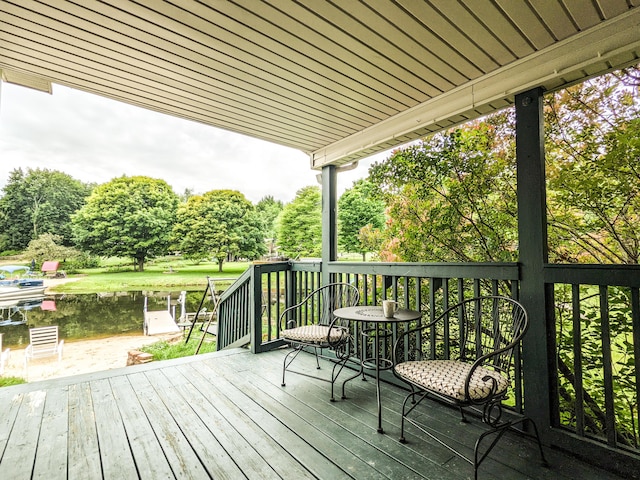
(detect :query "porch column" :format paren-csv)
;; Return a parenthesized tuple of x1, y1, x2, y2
(515, 87, 552, 437)
(321, 164, 337, 285)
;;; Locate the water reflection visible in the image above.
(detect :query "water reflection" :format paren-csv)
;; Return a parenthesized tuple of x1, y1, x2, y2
(0, 290, 206, 348)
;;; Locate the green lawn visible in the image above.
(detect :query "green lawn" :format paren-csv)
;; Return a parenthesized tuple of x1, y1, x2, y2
(47, 258, 249, 293)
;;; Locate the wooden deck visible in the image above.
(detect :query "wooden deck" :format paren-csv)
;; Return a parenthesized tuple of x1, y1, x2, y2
(0, 347, 627, 480)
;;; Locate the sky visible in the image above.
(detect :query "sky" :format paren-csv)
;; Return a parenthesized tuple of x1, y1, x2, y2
(0, 82, 382, 204)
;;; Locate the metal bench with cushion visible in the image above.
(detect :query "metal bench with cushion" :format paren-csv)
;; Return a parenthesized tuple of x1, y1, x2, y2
(392, 295, 547, 479)
(280, 282, 359, 401)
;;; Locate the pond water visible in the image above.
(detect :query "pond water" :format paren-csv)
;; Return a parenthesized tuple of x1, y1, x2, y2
(0, 290, 209, 349)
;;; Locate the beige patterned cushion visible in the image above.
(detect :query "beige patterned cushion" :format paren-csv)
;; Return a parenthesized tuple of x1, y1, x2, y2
(282, 325, 343, 345)
(394, 359, 509, 401)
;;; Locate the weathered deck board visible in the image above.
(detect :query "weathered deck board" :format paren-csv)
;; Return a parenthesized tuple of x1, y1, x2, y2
(109, 375, 176, 478)
(0, 347, 630, 480)
(174, 363, 316, 479)
(33, 386, 68, 479)
(68, 382, 102, 479)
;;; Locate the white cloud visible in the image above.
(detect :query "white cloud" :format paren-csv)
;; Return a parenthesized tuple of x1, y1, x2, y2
(0, 83, 382, 203)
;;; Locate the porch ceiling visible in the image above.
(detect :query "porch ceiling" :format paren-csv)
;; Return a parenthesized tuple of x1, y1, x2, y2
(1, 0, 639, 169)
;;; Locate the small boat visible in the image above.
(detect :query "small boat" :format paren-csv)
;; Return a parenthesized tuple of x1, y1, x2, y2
(0, 265, 45, 300)
(0, 284, 46, 301)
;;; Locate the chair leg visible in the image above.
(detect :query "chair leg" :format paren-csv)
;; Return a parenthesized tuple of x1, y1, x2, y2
(459, 406, 469, 423)
(399, 389, 424, 443)
(329, 354, 350, 402)
(281, 346, 303, 386)
(473, 416, 548, 479)
(526, 417, 549, 467)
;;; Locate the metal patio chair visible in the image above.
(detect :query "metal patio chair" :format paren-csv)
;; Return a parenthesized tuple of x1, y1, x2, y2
(280, 282, 359, 401)
(392, 295, 547, 479)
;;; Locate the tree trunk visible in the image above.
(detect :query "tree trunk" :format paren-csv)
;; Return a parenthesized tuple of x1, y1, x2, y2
(137, 257, 145, 272)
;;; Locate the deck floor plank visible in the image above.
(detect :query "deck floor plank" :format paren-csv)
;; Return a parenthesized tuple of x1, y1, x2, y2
(68, 382, 103, 479)
(109, 374, 177, 479)
(0, 390, 46, 479)
(142, 368, 247, 479)
(90, 378, 139, 478)
(219, 349, 459, 480)
(0, 389, 23, 463)
(199, 356, 391, 479)
(189, 358, 357, 479)
(194, 362, 360, 479)
(0, 347, 631, 480)
(176, 362, 317, 480)
(32, 386, 69, 480)
(126, 371, 209, 479)
(159, 364, 289, 479)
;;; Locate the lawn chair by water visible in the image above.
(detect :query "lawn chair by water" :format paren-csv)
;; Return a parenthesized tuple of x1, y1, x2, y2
(0, 333, 9, 374)
(24, 326, 64, 368)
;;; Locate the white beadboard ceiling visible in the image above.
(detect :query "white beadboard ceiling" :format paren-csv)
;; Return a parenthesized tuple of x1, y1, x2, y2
(1, 0, 639, 170)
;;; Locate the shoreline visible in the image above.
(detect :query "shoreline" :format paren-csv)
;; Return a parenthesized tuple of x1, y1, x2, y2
(2, 332, 180, 382)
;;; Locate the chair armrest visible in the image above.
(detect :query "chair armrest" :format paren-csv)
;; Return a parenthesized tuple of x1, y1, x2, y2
(279, 303, 304, 331)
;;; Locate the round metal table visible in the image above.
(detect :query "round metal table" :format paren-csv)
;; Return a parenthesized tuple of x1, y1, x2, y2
(333, 305, 422, 433)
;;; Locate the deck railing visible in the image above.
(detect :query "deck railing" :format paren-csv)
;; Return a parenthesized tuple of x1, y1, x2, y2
(545, 264, 640, 455)
(215, 260, 640, 463)
(216, 260, 523, 402)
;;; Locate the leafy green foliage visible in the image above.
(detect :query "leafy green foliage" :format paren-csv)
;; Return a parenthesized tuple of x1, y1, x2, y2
(0, 168, 91, 250)
(22, 233, 71, 266)
(0, 376, 26, 388)
(275, 186, 321, 258)
(172, 190, 266, 271)
(256, 196, 283, 256)
(140, 339, 217, 360)
(546, 69, 640, 263)
(72, 176, 179, 271)
(368, 119, 518, 262)
(338, 180, 385, 260)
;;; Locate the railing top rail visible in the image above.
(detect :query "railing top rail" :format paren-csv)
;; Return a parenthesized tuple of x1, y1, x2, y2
(326, 261, 520, 280)
(219, 267, 252, 302)
(544, 263, 640, 286)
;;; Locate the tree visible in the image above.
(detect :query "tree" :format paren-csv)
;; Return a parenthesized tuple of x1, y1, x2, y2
(276, 186, 322, 258)
(545, 67, 640, 263)
(22, 233, 73, 266)
(0, 168, 92, 250)
(172, 190, 266, 271)
(338, 180, 385, 260)
(72, 176, 179, 271)
(256, 196, 284, 257)
(368, 118, 518, 263)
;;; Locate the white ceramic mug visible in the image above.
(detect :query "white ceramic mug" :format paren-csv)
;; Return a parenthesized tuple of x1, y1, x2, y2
(382, 300, 398, 318)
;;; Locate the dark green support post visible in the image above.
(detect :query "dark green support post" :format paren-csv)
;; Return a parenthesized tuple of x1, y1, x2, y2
(321, 165, 337, 286)
(516, 87, 552, 438)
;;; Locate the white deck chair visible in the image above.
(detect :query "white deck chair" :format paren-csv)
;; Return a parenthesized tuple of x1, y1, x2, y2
(0, 333, 9, 374)
(24, 326, 63, 368)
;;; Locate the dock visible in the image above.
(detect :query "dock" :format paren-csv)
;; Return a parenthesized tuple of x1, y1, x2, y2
(143, 310, 180, 335)
(143, 294, 181, 335)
